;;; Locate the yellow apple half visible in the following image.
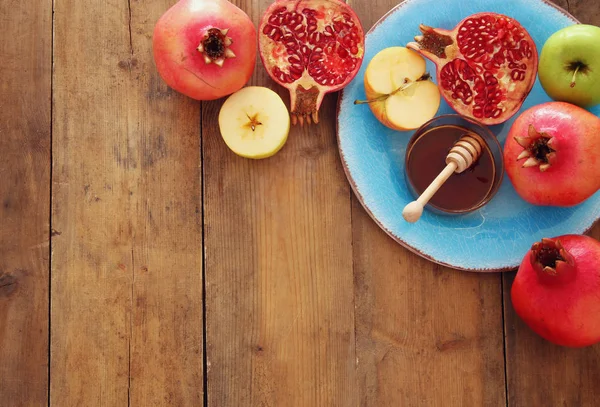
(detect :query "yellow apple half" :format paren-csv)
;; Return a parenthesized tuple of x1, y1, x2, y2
(364, 47, 440, 131)
(218, 86, 290, 159)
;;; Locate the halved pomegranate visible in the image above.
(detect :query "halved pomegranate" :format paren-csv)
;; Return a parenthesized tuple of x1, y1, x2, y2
(259, 0, 365, 125)
(407, 13, 538, 125)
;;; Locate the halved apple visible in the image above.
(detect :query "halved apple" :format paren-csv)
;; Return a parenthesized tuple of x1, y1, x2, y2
(218, 86, 290, 159)
(359, 47, 440, 131)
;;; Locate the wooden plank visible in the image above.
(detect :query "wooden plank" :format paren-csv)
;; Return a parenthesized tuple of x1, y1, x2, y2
(51, 0, 203, 405)
(347, 1, 506, 406)
(203, 0, 358, 405)
(352, 214, 506, 406)
(0, 0, 52, 404)
(127, 2, 204, 405)
(503, 5, 600, 401)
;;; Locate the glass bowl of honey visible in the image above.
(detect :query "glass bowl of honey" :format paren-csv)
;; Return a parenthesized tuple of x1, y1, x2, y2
(404, 114, 504, 216)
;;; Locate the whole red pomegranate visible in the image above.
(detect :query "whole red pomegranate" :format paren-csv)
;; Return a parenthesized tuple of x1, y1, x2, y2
(259, 0, 365, 125)
(153, 0, 257, 100)
(511, 235, 600, 347)
(504, 102, 600, 206)
(407, 13, 537, 125)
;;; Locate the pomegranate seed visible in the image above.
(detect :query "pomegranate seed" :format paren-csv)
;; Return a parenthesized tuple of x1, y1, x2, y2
(289, 64, 304, 75)
(263, 24, 273, 35)
(512, 70, 525, 81)
(485, 76, 498, 86)
(333, 21, 345, 33)
(474, 80, 485, 93)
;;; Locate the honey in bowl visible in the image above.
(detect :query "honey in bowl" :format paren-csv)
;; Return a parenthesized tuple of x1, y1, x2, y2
(404, 115, 504, 214)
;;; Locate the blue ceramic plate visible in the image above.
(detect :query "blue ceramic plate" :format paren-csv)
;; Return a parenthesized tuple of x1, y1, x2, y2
(337, 0, 600, 272)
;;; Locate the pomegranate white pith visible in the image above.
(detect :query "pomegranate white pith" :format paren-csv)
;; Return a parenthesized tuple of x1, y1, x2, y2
(259, 0, 365, 125)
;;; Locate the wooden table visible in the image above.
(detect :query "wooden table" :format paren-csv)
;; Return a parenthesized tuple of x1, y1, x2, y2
(1, 0, 599, 405)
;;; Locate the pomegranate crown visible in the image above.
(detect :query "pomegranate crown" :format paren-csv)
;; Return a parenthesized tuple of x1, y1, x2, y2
(514, 125, 557, 172)
(197, 27, 236, 67)
(407, 24, 454, 60)
(530, 238, 576, 282)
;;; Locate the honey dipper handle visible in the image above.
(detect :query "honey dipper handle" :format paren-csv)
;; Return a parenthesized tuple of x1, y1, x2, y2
(402, 161, 458, 223)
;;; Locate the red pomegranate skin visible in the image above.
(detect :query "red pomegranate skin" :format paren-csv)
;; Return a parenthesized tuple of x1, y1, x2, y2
(153, 0, 257, 100)
(511, 235, 600, 347)
(504, 102, 600, 206)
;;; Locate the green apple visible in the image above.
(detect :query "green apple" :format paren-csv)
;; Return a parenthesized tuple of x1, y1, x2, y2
(538, 24, 600, 108)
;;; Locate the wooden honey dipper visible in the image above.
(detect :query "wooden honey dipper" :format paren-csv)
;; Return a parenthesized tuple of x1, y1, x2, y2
(402, 132, 485, 223)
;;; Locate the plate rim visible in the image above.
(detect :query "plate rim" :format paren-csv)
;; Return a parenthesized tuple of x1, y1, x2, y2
(336, 0, 599, 272)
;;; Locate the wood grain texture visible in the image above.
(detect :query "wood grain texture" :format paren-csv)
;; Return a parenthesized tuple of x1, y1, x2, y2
(203, 1, 358, 405)
(51, 0, 203, 405)
(0, 0, 52, 405)
(352, 201, 506, 407)
(347, 1, 506, 406)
